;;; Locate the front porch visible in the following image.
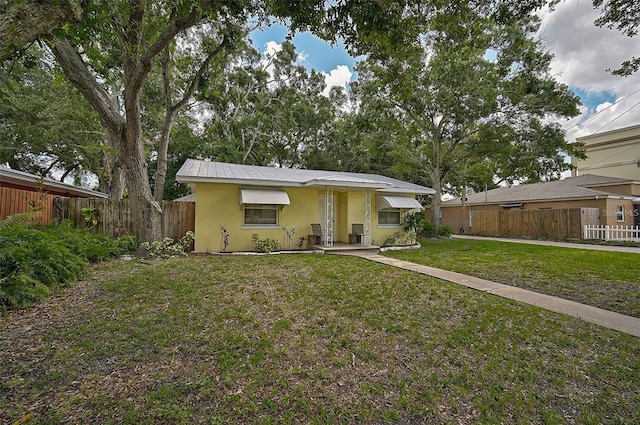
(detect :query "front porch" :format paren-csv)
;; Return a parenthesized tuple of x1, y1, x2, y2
(310, 242, 380, 254)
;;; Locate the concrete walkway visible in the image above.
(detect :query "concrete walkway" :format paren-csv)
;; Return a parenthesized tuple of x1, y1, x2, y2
(342, 251, 640, 338)
(453, 234, 640, 254)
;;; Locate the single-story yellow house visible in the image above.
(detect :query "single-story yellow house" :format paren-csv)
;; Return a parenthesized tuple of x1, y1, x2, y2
(176, 160, 435, 252)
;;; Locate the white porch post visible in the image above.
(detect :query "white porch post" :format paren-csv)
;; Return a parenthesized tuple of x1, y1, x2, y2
(365, 189, 372, 246)
(325, 187, 334, 247)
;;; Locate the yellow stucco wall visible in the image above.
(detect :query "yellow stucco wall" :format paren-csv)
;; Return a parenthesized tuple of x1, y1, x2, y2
(194, 184, 320, 252)
(193, 184, 418, 252)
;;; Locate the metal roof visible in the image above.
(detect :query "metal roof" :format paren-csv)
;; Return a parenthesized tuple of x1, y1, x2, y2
(0, 166, 108, 198)
(176, 159, 435, 195)
(441, 174, 637, 207)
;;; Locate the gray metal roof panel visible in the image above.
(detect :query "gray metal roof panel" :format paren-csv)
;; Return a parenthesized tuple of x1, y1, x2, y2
(176, 159, 435, 194)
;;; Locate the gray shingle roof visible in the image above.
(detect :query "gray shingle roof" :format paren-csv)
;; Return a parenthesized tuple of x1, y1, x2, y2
(441, 174, 635, 206)
(176, 159, 435, 195)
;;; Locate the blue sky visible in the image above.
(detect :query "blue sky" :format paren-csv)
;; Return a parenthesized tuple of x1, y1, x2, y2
(251, 24, 357, 74)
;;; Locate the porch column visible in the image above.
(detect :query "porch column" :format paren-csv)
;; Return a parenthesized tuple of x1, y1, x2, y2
(365, 189, 371, 246)
(325, 187, 334, 247)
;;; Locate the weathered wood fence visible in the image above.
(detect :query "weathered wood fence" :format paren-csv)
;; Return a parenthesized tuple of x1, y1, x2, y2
(0, 187, 58, 223)
(471, 208, 599, 240)
(55, 197, 195, 241)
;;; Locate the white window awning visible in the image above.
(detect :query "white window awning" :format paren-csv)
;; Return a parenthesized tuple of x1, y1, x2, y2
(377, 195, 423, 211)
(240, 189, 290, 205)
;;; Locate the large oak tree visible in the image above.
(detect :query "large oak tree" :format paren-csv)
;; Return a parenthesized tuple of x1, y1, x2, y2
(352, 1, 582, 225)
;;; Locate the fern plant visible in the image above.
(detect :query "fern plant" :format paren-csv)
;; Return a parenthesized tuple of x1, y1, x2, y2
(0, 215, 133, 309)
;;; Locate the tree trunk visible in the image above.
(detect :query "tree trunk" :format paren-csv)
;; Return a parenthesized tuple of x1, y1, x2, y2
(431, 174, 442, 226)
(0, 0, 81, 61)
(153, 112, 174, 203)
(431, 136, 443, 226)
(49, 38, 162, 243)
(110, 163, 126, 199)
(122, 67, 163, 243)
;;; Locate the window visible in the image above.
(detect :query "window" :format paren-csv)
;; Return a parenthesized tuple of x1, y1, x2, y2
(616, 205, 624, 222)
(243, 204, 278, 226)
(378, 209, 401, 225)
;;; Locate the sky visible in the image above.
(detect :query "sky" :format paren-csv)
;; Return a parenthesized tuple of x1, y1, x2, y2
(250, 1, 640, 143)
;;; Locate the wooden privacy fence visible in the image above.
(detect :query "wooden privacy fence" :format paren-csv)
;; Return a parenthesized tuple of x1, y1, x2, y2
(55, 197, 195, 241)
(471, 208, 599, 240)
(584, 225, 640, 242)
(0, 187, 58, 223)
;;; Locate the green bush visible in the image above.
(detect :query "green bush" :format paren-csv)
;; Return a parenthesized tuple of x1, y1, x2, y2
(0, 217, 132, 309)
(140, 231, 194, 258)
(251, 234, 281, 253)
(382, 230, 417, 247)
(418, 221, 452, 239)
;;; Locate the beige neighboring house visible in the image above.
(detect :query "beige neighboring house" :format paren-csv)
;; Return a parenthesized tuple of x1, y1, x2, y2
(435, 174, 640, 232)
(572, 124, 640, 180)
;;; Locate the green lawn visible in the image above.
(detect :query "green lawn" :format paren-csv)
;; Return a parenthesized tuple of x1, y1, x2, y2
(384, 238, 640, 318)
(1, 254, 638, 424)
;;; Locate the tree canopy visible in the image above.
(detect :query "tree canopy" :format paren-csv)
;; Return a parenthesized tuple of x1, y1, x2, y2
(0, 0, 600, 241)
(350, 1, 582, 224)
(593, 0, 640, 75)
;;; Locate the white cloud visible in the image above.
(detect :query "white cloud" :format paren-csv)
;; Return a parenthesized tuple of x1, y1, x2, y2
(538, 1, 640, 139)
(321, 65, 352, 97)
(564, 94, 640, 143)
(264, 40, 282, 58)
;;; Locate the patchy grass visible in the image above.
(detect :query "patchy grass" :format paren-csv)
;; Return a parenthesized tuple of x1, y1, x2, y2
(385, 238, 640, 318)
(1, 254, 638, 424)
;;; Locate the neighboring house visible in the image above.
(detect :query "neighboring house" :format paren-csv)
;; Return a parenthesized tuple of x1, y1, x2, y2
(175, 160, 435, 252)
(0, 166, 108, 198)
(572, 124, 640, 180)
(435, 174, 640, 232)
(0, 166, 108, 222)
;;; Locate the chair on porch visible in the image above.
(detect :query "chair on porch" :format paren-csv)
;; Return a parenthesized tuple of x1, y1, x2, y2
(309, 223, 323, 245)
(349, 223, 364, 245)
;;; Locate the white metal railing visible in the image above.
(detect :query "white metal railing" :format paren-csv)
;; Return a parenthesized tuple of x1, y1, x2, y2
(583, 225, 640, 242)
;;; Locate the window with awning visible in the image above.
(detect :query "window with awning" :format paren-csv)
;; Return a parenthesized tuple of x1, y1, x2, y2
(376, 195, 423, 211)
(240, 189, 290, 205)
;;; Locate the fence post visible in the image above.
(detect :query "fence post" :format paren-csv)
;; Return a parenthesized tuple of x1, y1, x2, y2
(604, 225, 609, 241)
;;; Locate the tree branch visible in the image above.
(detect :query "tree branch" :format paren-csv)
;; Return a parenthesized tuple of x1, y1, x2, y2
(46, 38, 124, 142)
(172, 34, 231, 113)
(0, 0, 82, 61)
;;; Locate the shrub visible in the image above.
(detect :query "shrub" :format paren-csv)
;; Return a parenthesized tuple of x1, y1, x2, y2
(0, 218, 132, 309)
(251, 234, 281, 253)
(418, 221, 451, 239)
(403, 211, 426, 233)
(140, 231, 194, 258)
(382, 230, 417, 247)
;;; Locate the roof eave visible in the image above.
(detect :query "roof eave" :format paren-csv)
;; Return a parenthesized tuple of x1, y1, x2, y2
(378, 187, 435, 195)
(0, 170, 108, 198)
(440, 194, 634, 207)
(302, 179, 391, 189)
